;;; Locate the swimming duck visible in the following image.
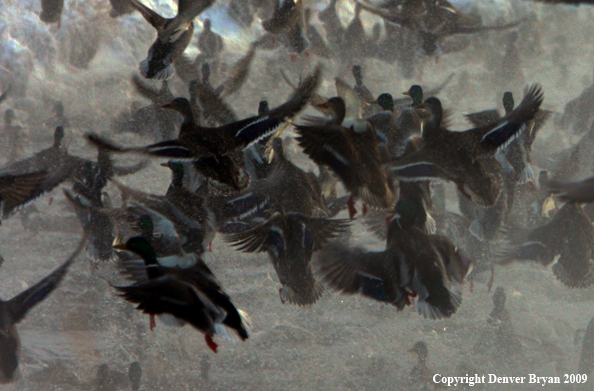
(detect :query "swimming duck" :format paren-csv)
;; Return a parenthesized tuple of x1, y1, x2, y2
(196, 19, 225, 65)
(408, 341, 436, 389)
(500, 203, 594, 288)
(294, 96, 396, 219)
(316, 199, 472, 319)
(0, 235, 86, 383)
(391, 85, 544, 207)
(131, 0, 215, 80)
(114, 236, 249, 353)
(226, 211, 349, 306)
(87, 66, 321, 193)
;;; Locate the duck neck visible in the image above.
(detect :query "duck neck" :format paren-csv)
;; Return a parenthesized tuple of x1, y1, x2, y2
(330, 103, 346, 126)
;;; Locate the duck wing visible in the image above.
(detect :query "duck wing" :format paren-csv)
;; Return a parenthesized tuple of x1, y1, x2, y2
(469, 84, 544, 155)
(6, 234, 86, 326)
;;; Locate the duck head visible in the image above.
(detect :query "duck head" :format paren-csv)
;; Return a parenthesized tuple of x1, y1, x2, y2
(54, 126, 65, 148)
(161, 161, 185, 186)
(404, 85, 423, 107)
(161, 98, 194, 121)
(502, 92, 514, 115)
(375, 93, 394, 112)
(113, 236, 159, 270)
(4, 109, 15, 125)
(258, 100, 269, 116)
(418, 97, 443, 129)
(352, 65, 363, 87)
(408, 341, 428, 361)
(316, 97, 346, 125)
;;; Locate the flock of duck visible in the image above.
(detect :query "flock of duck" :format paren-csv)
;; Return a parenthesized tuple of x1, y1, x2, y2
(3, 0, 594, 388)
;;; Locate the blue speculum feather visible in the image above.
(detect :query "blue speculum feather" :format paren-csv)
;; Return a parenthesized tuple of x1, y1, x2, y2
(359, 273, 389, 302)
(481, 122, 522, 149)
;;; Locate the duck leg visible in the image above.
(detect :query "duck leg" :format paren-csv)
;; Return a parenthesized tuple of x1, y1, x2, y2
(279, 288, 286, 304)
(487, 265, 495, 292)
(362, 203, 368, 215)
(204, 335, 218, 353)
(347, 195, 357, 220)
(405, 290, 417, 306)
(150, 314, 156, 330)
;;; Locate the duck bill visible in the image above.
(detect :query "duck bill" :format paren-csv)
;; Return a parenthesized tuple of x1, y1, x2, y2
(403, 91, 411, 96)
(316, 103, 329, 109)
(368, 99, 378, 105)
(161, 103, 172, 109)
(113, 243, 129, 251)
(160, 162, 169, 167)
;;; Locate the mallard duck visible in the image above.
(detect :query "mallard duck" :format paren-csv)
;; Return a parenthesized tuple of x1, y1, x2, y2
(408, 341, 436, 389)
(318, 0, 344, 51)
(196, 19, 225, 63)
(229, 137, 331, 221)
(226, 211, 349, 305)
(403, 84, 423, 107)
(128, 362, 142, 391)
(316, 199, 472, 319)
(500, 203, 594, 288)
(39, 0, 63, 25)
(6, 126, 67, 174)
(294, 96, 396, 219)
(467, 91, 551, 222)
(357, 0, 519, 57)
(131, 0, 215, 80)
(341, 4, 368, 62)
(160, 161, 216, 244)
(87, 66, 321, 193)
(113, 236, 249, 353)
(262, 0, 302, 35)
(559, 68, 594, 133)
(391, 85, 544, 207)
(0, 235, 85, 383)
(111, 173, 212, 256)
(303, 8, 332, 59)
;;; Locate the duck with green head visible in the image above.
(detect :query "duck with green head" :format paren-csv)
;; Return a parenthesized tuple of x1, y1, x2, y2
(114, 236, 249, 353)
